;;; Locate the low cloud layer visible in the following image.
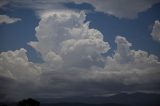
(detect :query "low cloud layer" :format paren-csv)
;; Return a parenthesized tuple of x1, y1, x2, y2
(0, 11, 160, 101)
(151, 20, 160, 42)
(0, 15, 21, 24)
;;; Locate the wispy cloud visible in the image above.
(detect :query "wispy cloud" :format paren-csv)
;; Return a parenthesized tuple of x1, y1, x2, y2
(0, 15, 21, 24)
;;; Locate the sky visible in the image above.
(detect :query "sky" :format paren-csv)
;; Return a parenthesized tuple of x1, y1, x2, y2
(0, 0, 160, 102)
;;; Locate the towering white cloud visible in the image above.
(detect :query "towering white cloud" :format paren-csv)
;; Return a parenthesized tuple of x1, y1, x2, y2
(28, 11, 110, 69)
(0, 15, 21, 24)
(151, 20, 160, 42)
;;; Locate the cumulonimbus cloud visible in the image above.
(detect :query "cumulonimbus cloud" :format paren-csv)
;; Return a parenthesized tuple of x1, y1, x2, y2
(0, 11, 160, 101)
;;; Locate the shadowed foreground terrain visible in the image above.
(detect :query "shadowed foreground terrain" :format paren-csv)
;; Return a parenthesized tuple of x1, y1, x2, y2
(41, 103, 129, 106)
(1, 93, 160, 106)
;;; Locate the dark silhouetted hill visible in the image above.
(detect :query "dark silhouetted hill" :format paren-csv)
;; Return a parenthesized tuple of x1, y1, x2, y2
(17, 98, 40, 106)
